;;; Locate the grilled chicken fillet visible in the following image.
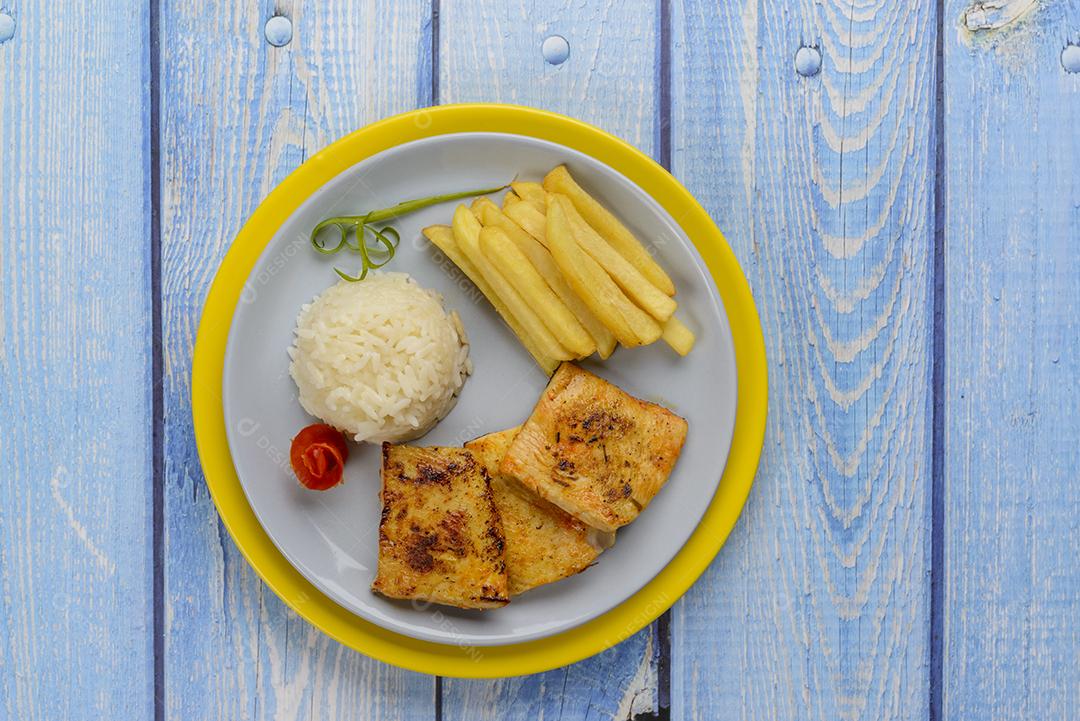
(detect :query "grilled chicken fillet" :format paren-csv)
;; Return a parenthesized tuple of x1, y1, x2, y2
(500, 363, 688, 533)
(467, 427, 614, 596)
(372, 444, 509, 609)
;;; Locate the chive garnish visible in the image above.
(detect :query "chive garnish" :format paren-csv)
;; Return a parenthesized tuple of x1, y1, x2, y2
(311, 184, 508, 281)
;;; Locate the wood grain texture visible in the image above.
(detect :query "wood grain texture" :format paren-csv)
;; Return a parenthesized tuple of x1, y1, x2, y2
(438, 0, 659, 157)
(942, 2, 1080, 719)
(0, 1, 154, 719)
(7, 0, 1080, 717)
(160, 2, 434, 718)
(669, 0, 937, 719)
(437, 2, 664, 718)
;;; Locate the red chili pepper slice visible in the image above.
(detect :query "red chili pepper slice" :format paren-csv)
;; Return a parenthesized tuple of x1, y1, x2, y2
(290, 424, 349, 490)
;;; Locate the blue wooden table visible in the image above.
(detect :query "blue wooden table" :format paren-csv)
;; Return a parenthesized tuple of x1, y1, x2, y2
(2, 1, 1078, 718)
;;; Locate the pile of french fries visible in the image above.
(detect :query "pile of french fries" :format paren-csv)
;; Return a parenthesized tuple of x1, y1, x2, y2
(423, 165, 695, 373)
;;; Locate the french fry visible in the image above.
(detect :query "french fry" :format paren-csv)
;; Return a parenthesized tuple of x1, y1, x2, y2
(543, 165, 676, 296)
(451, 206, 574, 362)
(502, 191, 522, 210)
(510, 181, 547, 213)
(555, 192, 677, 323)
(547, 196, 662, 347)
(479, 227, 595, 358)
(472, 198, 617, 358)
(422, 224, 559, 374)
(661, 316, 696, 356)
(503, 199, 548, 246)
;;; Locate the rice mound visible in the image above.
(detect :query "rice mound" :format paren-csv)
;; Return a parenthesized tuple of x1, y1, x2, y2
(288, 273, 471, 443)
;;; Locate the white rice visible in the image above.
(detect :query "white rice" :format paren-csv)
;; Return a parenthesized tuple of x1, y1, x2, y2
(288, 273, 471, 443)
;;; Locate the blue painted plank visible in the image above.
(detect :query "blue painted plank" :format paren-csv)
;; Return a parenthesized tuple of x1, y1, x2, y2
(669, 0, 937, 718)
(942, 2, 1080, 719)
(159, 2, 435, 718)
(437, 2, 665, 718)
(438, 0, 660, 158)
(0, 1, 154, 719)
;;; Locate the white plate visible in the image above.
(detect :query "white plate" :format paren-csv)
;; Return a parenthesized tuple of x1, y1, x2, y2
(222, 132, 737, 646)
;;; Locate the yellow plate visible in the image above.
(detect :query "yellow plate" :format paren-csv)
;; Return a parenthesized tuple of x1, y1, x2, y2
(192, 104, 767, 677)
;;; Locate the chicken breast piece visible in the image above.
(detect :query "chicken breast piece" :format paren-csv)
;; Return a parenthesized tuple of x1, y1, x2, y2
(466, 427, 614, 596)
(500, 363, 688, 533)
(372, 444, 509, 609)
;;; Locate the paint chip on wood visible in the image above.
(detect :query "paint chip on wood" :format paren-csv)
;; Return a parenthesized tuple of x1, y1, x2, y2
(795, 46, 821, 76)
(542, 34, 570, 65)
(1062, 44, 1080, 73)
(264, 15, 292, 47)
(961, 0, 1037, 32)
(0, 12, 15, 43)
